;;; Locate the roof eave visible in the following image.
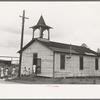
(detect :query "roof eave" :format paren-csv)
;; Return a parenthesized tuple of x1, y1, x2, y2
(17, 39, 36, 53)
(53, 51, 100, 57)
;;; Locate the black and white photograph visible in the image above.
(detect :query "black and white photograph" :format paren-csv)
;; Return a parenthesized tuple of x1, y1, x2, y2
(1, 1, 100, 99)
(0, 1, 100, 84)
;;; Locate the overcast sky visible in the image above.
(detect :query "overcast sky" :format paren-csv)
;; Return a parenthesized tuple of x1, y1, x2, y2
(0, 1, 100, 57)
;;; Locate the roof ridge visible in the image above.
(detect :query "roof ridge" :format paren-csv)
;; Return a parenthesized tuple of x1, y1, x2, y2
(48, 40, 84, 48)
(18, 38, 99, 57)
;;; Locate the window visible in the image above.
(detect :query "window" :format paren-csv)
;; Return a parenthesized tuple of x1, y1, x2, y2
(80, 56, 83, 70)
(33, 53, 38, 65)
(60, 54, 65, 69)
(95, 58, 98, 70)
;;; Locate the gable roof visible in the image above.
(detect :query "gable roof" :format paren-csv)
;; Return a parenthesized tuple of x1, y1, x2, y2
(18, 38, 100, 57)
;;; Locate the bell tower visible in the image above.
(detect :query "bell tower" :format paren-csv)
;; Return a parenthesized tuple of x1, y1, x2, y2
(30, 15, 53, 40)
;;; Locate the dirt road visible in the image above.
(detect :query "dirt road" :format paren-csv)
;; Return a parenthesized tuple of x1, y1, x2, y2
(0, 79, 19, 84)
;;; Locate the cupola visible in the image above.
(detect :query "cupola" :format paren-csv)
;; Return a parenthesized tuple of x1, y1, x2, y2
(30, 15, 53, 40)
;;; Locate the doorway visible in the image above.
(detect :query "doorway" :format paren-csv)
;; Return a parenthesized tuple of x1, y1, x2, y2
(33, 53, 41, 74)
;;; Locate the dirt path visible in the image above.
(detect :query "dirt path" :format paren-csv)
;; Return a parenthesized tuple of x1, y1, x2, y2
(6, 77, 100, 84)
(0, 79, 20, 84)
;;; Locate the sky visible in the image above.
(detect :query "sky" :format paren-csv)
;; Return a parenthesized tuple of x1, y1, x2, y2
(0, 1, 100, 57)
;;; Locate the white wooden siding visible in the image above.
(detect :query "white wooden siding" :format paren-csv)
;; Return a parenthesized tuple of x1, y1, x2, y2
(21, 41, 53, 77)
(54, 53, 100, 78)
(21, 40, 100, 78)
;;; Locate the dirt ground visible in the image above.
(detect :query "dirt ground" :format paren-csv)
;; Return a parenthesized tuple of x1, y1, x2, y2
(7, 76, 100, 84)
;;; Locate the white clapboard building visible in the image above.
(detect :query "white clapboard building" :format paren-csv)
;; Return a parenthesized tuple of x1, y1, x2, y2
(18, 15, 100, 78)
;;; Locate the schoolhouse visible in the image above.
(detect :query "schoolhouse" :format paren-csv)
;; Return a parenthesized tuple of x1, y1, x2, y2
(18, 15, 100, 78)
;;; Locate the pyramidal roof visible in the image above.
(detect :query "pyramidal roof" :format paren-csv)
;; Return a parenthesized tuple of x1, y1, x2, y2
(30, 15, 52, 29)
(37, 15, 46, 26)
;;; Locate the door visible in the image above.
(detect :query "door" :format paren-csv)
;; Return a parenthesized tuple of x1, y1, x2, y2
(36, 58, 41, 74)
(33, 53, 38, 65)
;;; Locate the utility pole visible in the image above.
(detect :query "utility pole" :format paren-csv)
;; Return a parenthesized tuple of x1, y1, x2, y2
(18, 10, 29, 78)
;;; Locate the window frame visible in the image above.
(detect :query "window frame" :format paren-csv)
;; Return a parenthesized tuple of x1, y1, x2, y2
(95, 58, 99, 70)
(80, 56, 83, 70)
(60, 54, 65, 70)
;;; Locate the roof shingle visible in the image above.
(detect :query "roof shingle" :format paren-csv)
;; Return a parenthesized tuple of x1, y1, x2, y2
(18, 38, 100, 57)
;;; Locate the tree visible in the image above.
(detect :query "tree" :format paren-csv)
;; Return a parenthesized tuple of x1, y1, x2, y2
(81, 43, 88, 48)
